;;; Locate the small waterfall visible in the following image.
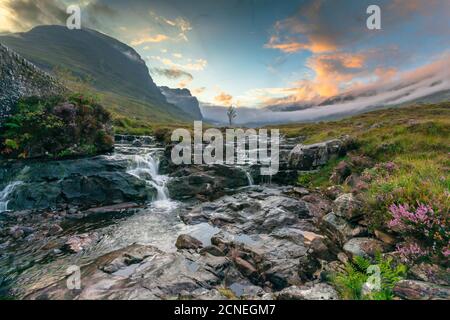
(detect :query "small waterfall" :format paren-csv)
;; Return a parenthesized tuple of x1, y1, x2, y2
(0, 181, 22, 213)
(245, 170, 254, 186)
(127, 152, 169, 201)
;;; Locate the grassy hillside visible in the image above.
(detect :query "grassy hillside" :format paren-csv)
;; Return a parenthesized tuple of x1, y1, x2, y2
(272, 103, 449, 261)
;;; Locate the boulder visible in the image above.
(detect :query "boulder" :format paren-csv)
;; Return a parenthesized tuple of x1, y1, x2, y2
(276, 283, 339, 300)
(288, 138, 347, 170)
(409, 263, 449, 286)
(320, 213, 366, 245)
(175, 234, 204, 250)
(394, 280, 450, 300)
(343, 237, 390, 259)
(167, 164, 249, 200)
(332, 193, 363, 221)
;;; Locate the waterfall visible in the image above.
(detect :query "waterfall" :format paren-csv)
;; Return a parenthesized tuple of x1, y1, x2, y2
(126, 151, 170, 202)
(0, 181, 22, 213)
(245, 170, 254, 186)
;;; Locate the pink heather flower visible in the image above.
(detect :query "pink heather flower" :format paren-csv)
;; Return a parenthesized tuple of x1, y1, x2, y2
(396, 243, 428, 262)
(388, 203, 435, 230)
(443, 247, 450, 257)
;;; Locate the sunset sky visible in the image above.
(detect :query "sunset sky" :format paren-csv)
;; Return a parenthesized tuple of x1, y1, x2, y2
(1, 0, 449, 109)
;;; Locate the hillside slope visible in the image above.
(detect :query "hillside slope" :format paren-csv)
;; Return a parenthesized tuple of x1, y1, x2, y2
(0, 43, 66, 126)
(0, 26, 194, 125)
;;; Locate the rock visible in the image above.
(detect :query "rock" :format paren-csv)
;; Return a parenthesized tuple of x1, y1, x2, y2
(394, 280, 450, 300)
(85, 203, 140, 215)
(48, 224, 63, 236)
(288, 138, 347, 170)
(200, 245, 225, 257)
(324, 185, 344, 200)
(321, 213, 366, 245)
(25, 244, 230, 300)
(301, 194, 331, 219)
(374, 229, 396, 245)
(290, 187, 310, 197)
(131, 139, 143, 147)
(175, 234, 203, 250)
(159, 86, 203, 121)
(9, 227, 25, 239)
(168, 164, 249, 200)
(63, 233, 97, 253)
(409, 263, 449, 286)
(6, 157, 157, 211)
(332, 193, 363, 221)
(276, 283, 339, 300)
(234, 257, 258, 278)
(343, 237, 390, 259)
(330, 161, 352, 184)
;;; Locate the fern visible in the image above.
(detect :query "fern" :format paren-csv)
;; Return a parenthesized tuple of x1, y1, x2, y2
(332, 253, 407, 300)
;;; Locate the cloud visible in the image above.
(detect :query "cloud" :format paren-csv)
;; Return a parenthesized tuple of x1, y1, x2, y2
(193, 87, 206, 95)
(150, 67, 193, 81)
(0, 0, 66, 32)
(131, 34, 169, 45)
(151, 55, 207, 71)
(202, 54, 450, 125)
(214, 91, 233, 105)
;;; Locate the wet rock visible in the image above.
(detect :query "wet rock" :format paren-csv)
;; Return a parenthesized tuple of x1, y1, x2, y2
(332, 193, 363, 221)
(176, 234, 203, 250)
(47, 224, 63, 236)
(63, 233, 97, 253)
(409, 263, 449, 286)
(168, 165, 249, 200)
(200, 245, 225, 257)
(234, 257, 258, 278)
(320, 213, 366, 245)
(394, 280, 450, 300)
(26, 244, 229, 300)
(343, 237, 390, 259)
(6, 157, 157, 211)
(288, 138, 348, 170)
(276, 283, 339, 300)
(9, 227, 25, 239)
(131, 139, 143, 147)
(85, 203, 140, 215)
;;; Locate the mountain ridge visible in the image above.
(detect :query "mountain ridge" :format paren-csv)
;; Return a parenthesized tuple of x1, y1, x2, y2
(0, 25, 196, 124)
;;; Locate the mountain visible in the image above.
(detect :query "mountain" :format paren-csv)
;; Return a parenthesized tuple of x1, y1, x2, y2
(159, 86, 203, 120)
(0, 25, 194, 123)
(0, 43, 66, 127)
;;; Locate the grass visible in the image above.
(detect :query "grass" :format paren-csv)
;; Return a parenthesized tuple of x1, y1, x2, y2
(272, 103, 450, 231)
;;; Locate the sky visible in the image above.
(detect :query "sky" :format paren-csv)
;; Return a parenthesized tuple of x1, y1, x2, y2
(0, 0, 449, 113)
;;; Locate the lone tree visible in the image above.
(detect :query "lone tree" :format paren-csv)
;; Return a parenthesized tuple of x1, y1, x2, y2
(227, 105, 237, 126)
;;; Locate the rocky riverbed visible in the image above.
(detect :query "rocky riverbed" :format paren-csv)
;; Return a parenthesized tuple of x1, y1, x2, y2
(0, 136, 448, 300)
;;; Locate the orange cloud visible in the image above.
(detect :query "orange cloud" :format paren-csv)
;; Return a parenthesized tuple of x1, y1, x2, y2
(214, 92, 233, 105)
(131, 34, 168, 45)
(265, 35, 336, 54)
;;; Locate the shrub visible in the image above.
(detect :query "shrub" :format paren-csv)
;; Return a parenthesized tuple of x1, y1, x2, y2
(0, 93, 113, 159)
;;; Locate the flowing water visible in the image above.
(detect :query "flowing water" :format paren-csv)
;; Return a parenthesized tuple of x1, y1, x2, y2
(0, 181, 23, 213)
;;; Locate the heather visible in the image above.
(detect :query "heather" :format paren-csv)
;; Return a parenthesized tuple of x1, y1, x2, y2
(0, 93, 114, 159)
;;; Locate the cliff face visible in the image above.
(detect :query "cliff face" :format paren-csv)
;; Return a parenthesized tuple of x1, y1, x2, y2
(159, 86, 203, 121)
(0, 43, 65, 126)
